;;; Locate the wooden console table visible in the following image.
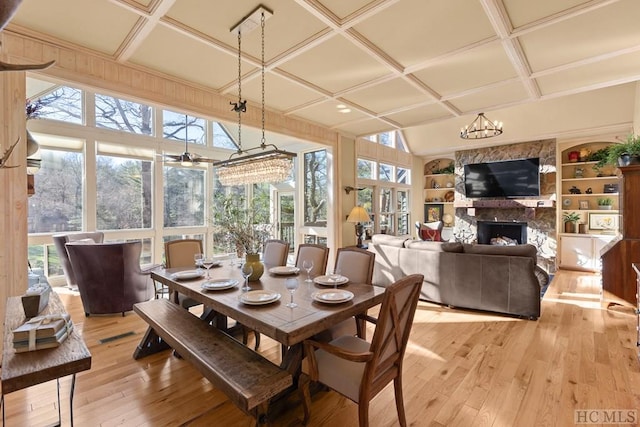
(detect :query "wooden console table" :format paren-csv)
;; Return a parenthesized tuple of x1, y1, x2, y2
(1, 291, 91, 426)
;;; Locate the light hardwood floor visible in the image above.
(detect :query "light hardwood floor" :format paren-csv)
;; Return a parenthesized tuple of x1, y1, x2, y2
(2, 269, 639, 426)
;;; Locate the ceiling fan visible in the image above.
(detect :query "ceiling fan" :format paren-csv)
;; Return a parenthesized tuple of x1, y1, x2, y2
(159, 115, 212, 166)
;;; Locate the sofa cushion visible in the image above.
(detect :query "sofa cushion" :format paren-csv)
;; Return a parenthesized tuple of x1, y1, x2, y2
(370, 234, 409, 247)
(462, 243, 537, 263)
(404, 240, 463, 253)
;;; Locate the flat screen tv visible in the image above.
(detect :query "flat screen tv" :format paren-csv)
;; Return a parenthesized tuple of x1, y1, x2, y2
(464, 158, 540, 198)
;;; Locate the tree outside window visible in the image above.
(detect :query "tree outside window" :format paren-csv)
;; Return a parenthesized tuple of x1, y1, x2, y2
(95, 94, 153, 135)
(163, 166, 205, 227)
(304, 150, 327, 226)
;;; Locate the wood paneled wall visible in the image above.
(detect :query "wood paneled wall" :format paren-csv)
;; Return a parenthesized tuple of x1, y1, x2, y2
(0, 40, 28, 354)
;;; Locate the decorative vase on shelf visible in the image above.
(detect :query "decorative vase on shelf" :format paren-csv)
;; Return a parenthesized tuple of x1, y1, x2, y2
(244, 253, 264, 281)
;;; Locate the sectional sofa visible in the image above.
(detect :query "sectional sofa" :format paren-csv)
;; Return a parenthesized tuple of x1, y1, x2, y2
(368, 234, 541, 319)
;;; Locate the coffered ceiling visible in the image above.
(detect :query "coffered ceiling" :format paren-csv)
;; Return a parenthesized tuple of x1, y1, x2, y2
(6, 0, 640, 156)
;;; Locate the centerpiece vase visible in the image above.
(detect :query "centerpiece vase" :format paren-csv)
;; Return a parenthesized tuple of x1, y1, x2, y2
(245, 253, 264, 281)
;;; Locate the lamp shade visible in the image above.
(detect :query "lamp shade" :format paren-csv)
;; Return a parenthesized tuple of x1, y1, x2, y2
(347, 206, 371, 223)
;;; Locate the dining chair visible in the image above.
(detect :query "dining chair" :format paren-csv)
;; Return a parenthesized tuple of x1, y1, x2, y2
(324, 247, 376, 340)
(65, 241, 154, 316)
(164, 239, 203, 308)
(301, 274, 424, 427)
(262, 239, 290, 266)
(294, 243, 329, 278)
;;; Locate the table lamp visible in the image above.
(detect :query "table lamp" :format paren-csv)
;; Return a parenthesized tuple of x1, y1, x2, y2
(347, 206, 371, 248)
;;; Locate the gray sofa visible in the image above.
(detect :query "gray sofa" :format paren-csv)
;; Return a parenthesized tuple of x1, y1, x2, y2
(368, 234, 541, 319)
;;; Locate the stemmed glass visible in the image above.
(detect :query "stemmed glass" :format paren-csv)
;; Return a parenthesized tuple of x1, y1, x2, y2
(285, 278, 299, 308)
(329, 268, 342, 289)
(228, 252, 238, 268)
(302, 260, 314, 283)
(201, 256, 215, 280)
(194, 253, 204, 272)
(240, 263, 253, 292)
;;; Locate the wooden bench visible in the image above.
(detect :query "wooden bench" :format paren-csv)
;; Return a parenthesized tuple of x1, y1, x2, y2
(132, 299, 292, 425)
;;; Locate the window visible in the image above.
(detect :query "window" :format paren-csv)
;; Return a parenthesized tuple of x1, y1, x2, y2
(379, 132, 393, 147)
(27, 85, 83, 124)
(396, 190, 409, 235)
(304, 150, 327, 226)
(163, 111, 205, 145)
(379, 163, 394, 182)
(95, 94, 153, 135)
(163, 166, 205, 227)
(96, 155, 153, 230)
(28, 148, 84, 233)
(379, 188, 394, 234)
(397, 167, 410, 184)
(357, 158, 376, 179)
(213, 122, 238, 150)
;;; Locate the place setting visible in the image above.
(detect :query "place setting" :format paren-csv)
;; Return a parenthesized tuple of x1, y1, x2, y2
(313, 269, 349, 287)
(268, 266, 300, 276)
(311, 289, 354, 305)
(201, 279, 239, 291)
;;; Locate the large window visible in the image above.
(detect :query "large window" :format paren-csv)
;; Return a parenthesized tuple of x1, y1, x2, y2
(357, 158, 376, 179)
(95, 94, 153, 135)
(162, 111, 205, 145)
(163, 166, 205, 227)
(27, 85, 83, 124)
(304, 150, 327, 226)
(28, 148, 84, 233)
(96, 154, 153, 230)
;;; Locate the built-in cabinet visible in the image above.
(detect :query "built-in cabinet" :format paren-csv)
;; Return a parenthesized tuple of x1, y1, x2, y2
(559, 234, 615, 271)
(423, 158, 455, 226)
(559, 142, 621, 271)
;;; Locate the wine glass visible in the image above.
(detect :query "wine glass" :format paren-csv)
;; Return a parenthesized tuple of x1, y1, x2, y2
(329, 268, 342, 289)
(201, 256, 215, 280)
(302, 260, 314, 283)
(194, 253, 204, 272)
(240, 263, 253, 292)
(228, 252, 238, 268)
(285, 278, 299, 308)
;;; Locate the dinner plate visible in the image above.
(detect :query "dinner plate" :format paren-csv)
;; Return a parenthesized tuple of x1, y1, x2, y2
(201, 279, 239, 291)
(313, 275, 349, 286)
(269, 266, 300, 275)
(240, 290, 281, 305)
(171, 270, 204, 280)
(313, 289, 354, 304)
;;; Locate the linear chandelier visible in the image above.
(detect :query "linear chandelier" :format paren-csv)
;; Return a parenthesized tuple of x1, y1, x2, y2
(460, 112, 503, 139)
(213, 5, 295, 186)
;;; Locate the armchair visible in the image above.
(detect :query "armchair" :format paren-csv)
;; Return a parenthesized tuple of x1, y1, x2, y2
(65, 241, 153, 316)
(52, 231, 104, 289)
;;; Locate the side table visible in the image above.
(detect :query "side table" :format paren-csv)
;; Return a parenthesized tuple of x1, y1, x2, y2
(1, 291, 91, 426)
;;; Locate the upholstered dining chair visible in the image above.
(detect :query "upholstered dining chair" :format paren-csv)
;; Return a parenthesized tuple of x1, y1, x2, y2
(294, 243, 329, 278)
(53, 231, 105, 290)
(164, 239, 204, 308)
(65, 241, 154, 316)
(262, 239, 290, 266)
(301, 274, 424, 427)
(324, 247, 376, 340)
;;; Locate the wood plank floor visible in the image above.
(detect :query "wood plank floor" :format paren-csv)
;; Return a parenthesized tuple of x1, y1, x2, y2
(1, 269, 639, 426)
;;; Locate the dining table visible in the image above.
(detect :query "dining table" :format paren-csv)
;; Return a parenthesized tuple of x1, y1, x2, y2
(141, 262, 385, 378)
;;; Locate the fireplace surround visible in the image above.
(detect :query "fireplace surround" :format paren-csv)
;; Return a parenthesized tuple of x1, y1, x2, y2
(477, 221, 528, 245)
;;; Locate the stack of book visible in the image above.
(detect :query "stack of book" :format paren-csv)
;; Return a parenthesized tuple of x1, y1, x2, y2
(12, 313, 74, 353)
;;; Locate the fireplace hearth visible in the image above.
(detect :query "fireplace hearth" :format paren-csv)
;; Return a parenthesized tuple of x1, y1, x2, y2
(477, 221, 527, 245)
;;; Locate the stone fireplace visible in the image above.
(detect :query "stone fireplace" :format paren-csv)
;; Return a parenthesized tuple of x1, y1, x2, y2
(477, 221, 527, 245)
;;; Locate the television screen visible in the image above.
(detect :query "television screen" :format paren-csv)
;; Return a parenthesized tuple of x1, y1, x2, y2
(464, 158, 540, 198)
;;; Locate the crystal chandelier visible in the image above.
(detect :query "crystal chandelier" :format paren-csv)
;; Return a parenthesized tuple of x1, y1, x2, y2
(460, 112, 503, 139)
(213, 5, 295, 186)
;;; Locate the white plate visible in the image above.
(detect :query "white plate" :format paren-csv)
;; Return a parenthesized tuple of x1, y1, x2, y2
(201, 279, 239, 291)
(171, 270, 204, 280)
(269, 266, 300, 275)
(313, 289, 354, 304)
(240, 290, 281, 305)
(314, 275, 349, 286)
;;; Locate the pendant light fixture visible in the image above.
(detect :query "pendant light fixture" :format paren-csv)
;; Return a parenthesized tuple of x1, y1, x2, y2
(213, 5, 296, 186)
(460, 112, 503, 139)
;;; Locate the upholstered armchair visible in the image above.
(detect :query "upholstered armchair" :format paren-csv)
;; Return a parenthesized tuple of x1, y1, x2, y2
(53, 231, 105, 289)
(65, 241, 153, 316)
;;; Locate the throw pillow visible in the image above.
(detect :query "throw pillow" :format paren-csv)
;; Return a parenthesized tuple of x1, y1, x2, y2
(420, 228, 441, 241)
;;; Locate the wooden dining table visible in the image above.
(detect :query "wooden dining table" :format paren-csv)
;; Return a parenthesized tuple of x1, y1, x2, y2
(140, 263, 385, 377)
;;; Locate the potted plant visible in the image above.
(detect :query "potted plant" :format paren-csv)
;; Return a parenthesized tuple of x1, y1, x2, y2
(597, 197, 613, 210)
(211, 193, 273, 280)
(563, 211, 581, 233)
(595, 134, 640, 169)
